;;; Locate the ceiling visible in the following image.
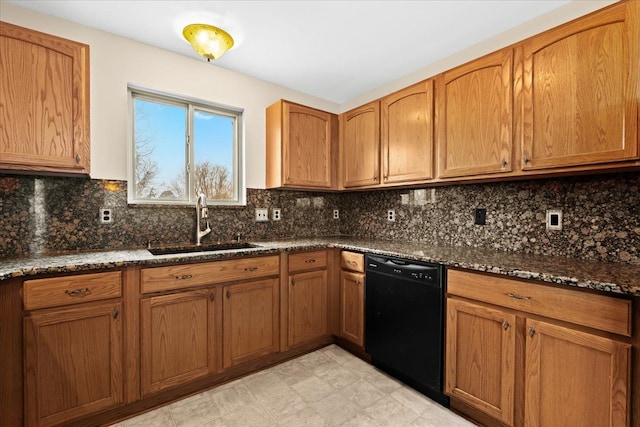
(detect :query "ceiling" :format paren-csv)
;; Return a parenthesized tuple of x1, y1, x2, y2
(6, 0, 579, 104)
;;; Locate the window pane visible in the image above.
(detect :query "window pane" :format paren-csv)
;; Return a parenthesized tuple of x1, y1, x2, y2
(193, 109, 235, 200)
(134, 98, 187, 200)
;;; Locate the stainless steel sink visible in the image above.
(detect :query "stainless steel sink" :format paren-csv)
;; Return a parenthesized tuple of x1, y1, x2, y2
(148, 242, 259, 256)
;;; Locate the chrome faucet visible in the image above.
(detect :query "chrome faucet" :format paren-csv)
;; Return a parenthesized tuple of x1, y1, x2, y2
(195, 193, 211, 245)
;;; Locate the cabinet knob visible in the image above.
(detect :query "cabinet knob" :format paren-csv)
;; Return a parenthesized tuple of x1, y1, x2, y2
(291, 279, 295, 286)
(226, 290, 231, 299)
(305, 259, 316, 264)
(383, 175, 388, 181)
(524, 156, 530, 165)
(244, 267, 258, 272)
(210, 292, 215, 302)
(113, 309, 119, 319)
(501, 159, 507, 168)
(373, 175, 377, 181)
(75, 154, 81, 163)
(528, 326, 536, 338)
(502, 320, 510, 330)
(176, 274, 193, 280)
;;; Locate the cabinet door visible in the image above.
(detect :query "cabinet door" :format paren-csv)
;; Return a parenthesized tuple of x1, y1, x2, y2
(288, 270, 328, 347)
(283, 102, 334, 188)
(341, 101, 380, 188)
(381, 80, 434, 184)
(24, 302, 123, 427)
(223, 278, 279, 368)
(339, 270, 364, 348)
(0, 22, 90, 174)
(445, 298, 515, 426)
(436, 48, 513, 178)
(525, 319, 630, 427)
(522, 2, 639, 170)
(140, 288, 218, 396)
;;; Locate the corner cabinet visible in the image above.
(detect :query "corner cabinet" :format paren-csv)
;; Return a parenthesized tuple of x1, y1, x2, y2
(381, 81, 434, 185)
(340, 101, 381, 188)
(266, 100, 337, 189)
(446, 269, 632, 427)
(0, 21, 90, 175)
(23, 272, 123, 427)
(436, 48, 514, 179)
(521, 1, 639, 170)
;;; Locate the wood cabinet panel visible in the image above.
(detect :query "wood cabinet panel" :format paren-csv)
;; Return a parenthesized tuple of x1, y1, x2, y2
(222, 278, 279, 368)
(141, 255, 279, 294)
(266, 100, 337, 189)
(288, 270, 328, 347)
(23, 271, 122, 310)
(341, 101, 380, 188)
(24, 301, 123, 427)
(522, 2, 639, 170)
(288, 250, 327, 273)
(140, 288, 217, 396)
(525, 319, 630, 427)
(381, 81, 434, 184)
(437, 48, 513, 178)
(339, 270, 364, 348)
(0, 21, 90, 174)
(445, 298, 515, 426)
(447, 269, 632, 337)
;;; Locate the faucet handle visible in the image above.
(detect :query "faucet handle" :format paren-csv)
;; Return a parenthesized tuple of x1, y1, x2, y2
(236, 232, 242, 242)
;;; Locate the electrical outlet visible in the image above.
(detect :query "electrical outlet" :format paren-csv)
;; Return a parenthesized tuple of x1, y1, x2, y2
(474, 208, 486, 225)
(255, 208, 269, 222)
(272, 208, 281, 221)
(387, 210, 395, 222)
(546, 209, 562, 230)
(333, 209, 340, 220)
(100, 208, 113, 224)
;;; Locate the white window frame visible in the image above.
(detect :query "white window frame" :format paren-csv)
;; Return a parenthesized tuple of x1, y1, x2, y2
(127, 85, 245, 206)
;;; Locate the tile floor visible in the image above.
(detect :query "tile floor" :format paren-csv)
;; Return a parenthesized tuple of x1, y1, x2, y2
(109, 345, 476, 427)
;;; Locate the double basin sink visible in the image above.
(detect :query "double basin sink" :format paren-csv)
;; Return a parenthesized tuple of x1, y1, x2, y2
(148, 242, 259, 256)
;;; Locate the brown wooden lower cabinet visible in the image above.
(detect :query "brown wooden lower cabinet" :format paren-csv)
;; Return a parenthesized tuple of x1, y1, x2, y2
(445, 298, 516, 426)
(222, 278, 280, 368)
(288, 269, 328, 347)
(24, 301, 123, 427)
(446, 269, 632, 427)
(524, 319, 630, 427)
(339, 270, 365, 348)
(140, 288, 219, 396)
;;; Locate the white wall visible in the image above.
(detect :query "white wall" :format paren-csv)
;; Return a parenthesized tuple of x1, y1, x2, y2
(1, 2, 339, 188)
(340, 0, 618, 111)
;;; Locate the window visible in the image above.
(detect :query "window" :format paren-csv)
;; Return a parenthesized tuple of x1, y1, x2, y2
(128, 86, 244, 205)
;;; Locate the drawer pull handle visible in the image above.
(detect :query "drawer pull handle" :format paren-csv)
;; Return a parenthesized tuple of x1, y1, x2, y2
(347, 260, 356, 265)
(502, 320, 510, 330)
(113, 309, 119, 319)
(507, 292, 530, 300)
(501, 159, 508, 168)
(305, 259, 316, 264)
(244, 267, 258, 272)
(528, 326, 536, 338)
(226, 290, 231, 299)
(291, 279, 295, 287)
(176, 274, 193, 280)
(65, 288, 90, 296)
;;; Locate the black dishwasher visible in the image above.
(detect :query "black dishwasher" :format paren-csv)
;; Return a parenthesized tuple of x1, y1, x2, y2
(365, 254, 449, 406)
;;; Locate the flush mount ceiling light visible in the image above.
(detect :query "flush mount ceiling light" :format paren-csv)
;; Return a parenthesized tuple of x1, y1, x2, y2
(183, 23, 234, 61)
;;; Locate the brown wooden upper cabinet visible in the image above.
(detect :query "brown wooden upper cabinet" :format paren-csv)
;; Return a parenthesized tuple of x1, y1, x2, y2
(521, 1, 639, 170)
(341, 80, 434, 188)
(266, 100, 337, 189)
(381, 81, 434, 184)
(436, 48, 514, 179)
(0, 21, 90, 175)
(340, 101, 381, 188)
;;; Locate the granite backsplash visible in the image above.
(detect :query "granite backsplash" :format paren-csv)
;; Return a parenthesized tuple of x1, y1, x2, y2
(1, 173, 638, 265)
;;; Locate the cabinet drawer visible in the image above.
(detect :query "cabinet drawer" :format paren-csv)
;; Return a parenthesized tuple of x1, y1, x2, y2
(447, 269, 632, 337)
(141, 255, 280, 294)
(288, 250, 327, 273)
(341, 251, 364, 273)
(23, 271, 122, 310)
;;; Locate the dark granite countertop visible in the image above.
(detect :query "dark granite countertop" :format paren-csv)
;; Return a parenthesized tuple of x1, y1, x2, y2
(1, 237, 638, 297)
